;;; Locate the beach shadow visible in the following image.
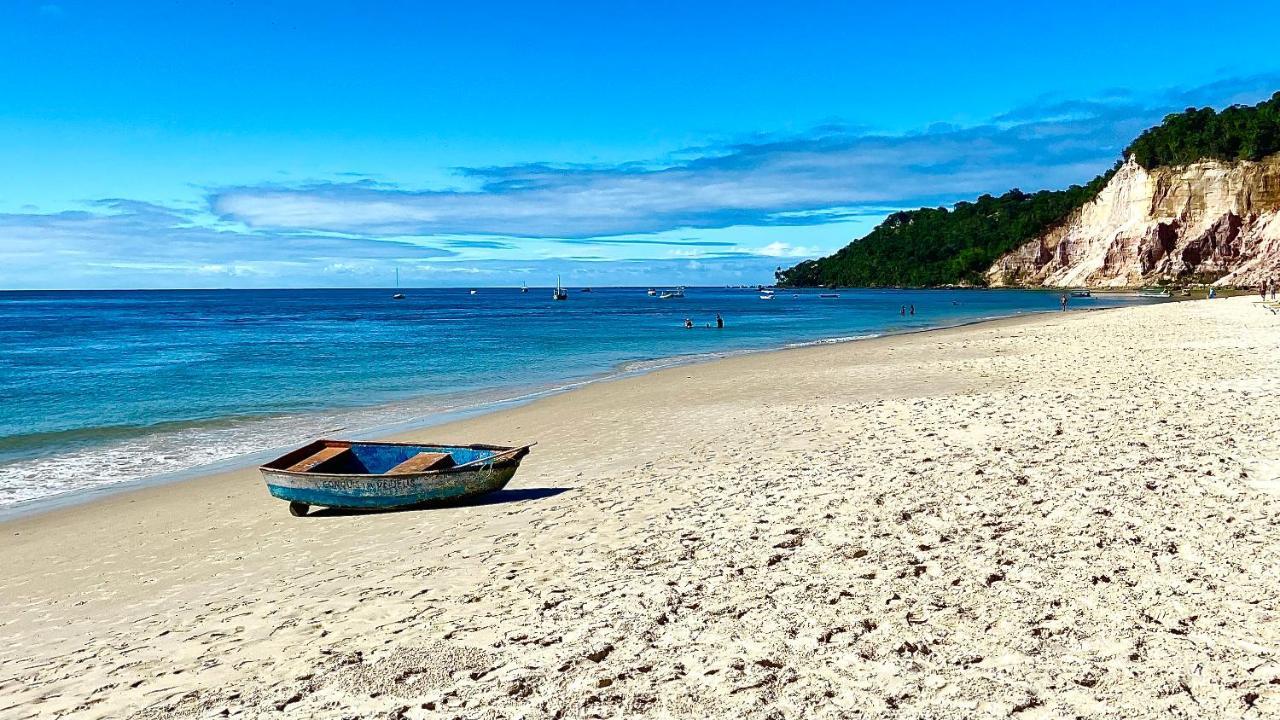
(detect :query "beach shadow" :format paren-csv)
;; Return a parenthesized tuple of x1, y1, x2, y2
(307, 487, 571, 517)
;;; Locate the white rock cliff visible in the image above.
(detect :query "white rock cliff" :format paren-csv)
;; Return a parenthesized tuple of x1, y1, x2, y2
(986, 155, 1280, 287)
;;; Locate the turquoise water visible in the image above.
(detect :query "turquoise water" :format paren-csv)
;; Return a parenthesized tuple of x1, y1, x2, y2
(0, 287, 1161, 509)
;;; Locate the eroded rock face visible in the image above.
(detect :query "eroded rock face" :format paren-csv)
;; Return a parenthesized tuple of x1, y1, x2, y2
(988, 155, 1280, 287)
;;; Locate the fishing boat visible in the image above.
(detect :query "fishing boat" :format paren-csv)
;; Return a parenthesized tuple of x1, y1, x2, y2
(1137, 288, 1172, 298)
(1070, 290, 1092, 298)
(521, 283, 529, 293)
(553, 275, 568, 301)
(259, 440, 533, 516)
(659, 287, 685, 299)
(646, 288, 657, 296)
(392, 267, 405, 300)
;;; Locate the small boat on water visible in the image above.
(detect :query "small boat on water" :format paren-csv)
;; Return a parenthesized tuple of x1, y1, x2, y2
(1070, 290, 1092, 298)
(553, 275, 568, 301)
(521, 283, 529, 293)
(392, 267, 406, 300)
(1137, 288, 1172, 298)
(260, 440, 533, 516)
(580, 287, 592, 293)
(646, 288, 657, 296)
(818, 293, 840, 299)
(659, 287, 685, 299)
(469, 289, 478, 295)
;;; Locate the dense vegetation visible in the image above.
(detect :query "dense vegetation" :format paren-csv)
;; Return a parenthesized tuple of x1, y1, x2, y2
(777, 92, 1280, 287)
(775, 174, 1112, 287)
(1127, 91, 1280, 169)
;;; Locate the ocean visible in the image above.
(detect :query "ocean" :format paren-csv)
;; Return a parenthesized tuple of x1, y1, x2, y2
(0, 287, 1161, 511)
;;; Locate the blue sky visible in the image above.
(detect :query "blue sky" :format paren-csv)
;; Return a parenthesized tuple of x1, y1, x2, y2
(1, 1, 1278, 289)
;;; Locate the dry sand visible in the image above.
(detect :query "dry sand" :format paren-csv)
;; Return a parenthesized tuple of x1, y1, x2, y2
(4, 297, 1280, 719)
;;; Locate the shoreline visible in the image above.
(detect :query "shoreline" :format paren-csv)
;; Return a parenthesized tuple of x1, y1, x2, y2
(0, 305, 1096, 523)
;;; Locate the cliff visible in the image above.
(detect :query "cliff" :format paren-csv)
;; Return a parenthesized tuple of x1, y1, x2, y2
(987, 154, 1280, 287)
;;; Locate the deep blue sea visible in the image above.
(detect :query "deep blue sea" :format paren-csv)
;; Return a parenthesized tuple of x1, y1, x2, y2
(0, 287, 1163, 510)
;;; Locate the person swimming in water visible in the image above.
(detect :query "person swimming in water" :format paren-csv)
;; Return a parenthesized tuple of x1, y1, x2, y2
(716, 313, 724, 329)
(684, 317, 693, 329)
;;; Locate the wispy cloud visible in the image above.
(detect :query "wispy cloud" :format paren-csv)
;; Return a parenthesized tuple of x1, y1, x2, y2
(212, 123, 1112, 239)
(210, 75, 1280, 241)
(556, 237, 738, 247)
(0, 201, 454, 288)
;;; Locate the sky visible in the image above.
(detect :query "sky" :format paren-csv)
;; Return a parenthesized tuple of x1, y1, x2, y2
(1, 1, 1278, 289)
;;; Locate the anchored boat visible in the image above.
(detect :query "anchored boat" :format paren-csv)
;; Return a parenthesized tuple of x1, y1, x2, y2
(260, 440, 533, 516)
(392, 267, 406, 300)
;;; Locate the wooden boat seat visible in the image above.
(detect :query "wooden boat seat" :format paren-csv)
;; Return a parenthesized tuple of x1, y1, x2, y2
(286, 446, 351, 473)
(385, 452, 455, 475)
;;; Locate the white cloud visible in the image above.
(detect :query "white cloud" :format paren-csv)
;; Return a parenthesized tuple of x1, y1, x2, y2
(751, 242, 816, 258)
(209, 76, 1280, 242)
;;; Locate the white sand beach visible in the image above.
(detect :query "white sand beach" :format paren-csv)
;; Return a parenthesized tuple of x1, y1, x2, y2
(4, 297, 1280, 719)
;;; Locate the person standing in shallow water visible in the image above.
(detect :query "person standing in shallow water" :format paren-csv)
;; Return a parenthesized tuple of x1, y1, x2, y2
(1060, 294, 1069, 311)
(684, 318, 693, 329)
(715, 313, 724, 329)
(900, 305, 906, 316)
(909, 304, 915, 316)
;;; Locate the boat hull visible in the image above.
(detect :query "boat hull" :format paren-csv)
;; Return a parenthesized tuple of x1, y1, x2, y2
(262, 464, 520, 509)
(259, 440, 530, 511)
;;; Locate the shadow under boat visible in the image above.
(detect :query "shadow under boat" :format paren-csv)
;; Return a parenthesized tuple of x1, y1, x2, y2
(307, 486, 571, 517)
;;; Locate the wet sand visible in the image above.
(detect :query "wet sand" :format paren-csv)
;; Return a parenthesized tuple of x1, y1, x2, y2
(4, 297, 1280, 718)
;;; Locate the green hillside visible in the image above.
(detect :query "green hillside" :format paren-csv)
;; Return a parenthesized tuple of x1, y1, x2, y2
(776, 92, 1280, 288)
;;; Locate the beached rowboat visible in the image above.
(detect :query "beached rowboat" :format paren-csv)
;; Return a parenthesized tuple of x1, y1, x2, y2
(259, 440, 532, 516)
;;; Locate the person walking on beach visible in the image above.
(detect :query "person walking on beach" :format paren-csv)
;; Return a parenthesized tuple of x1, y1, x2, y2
(716, 313, 724, 329)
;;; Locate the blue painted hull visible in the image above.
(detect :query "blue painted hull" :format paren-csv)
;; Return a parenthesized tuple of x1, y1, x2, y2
(262, 465, 520, 508)
(259, 440, 530, 511)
